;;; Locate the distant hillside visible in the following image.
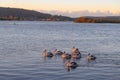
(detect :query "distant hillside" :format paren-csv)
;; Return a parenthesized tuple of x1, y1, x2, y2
(0, 7, 74, 21)
(75, 16, 120, 23)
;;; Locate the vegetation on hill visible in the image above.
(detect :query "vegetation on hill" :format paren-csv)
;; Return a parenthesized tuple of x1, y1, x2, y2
(1, 7, 120, 23)
(0, 7, 74, 21)
(75, 16, 120, 23)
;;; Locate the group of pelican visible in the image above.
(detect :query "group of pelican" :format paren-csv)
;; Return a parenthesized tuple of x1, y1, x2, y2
(43, 46, 96, 68)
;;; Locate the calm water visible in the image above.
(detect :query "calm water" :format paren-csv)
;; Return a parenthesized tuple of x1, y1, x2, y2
(0, 21, 120, 80)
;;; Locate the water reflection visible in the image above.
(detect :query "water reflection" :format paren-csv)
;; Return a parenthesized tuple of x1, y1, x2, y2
(65, 66, 78, 72)
(86, 59, 97, 67)
(0, 21, 120, 80)
(42, 56, 53, 63)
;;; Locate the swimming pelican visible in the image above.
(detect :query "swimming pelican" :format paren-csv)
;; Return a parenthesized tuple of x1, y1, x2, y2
(65, 60, 78, 68)
(53, 49, 63, 55)
(72, 48, 81, 59)
(86, 53, 96, 61)
(72, 46, 76, 54)
(61, 51, 71, 59)
(43, 49, 53, 57)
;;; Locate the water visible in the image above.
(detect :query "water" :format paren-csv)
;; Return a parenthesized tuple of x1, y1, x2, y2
(0, 21, 120, 80)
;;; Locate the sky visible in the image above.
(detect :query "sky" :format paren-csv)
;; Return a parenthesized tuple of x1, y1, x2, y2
(0, 0, 120, 17)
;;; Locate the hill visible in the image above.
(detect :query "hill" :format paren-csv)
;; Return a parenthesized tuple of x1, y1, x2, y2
(0, 7, 74, 21)
(75, 16, 120, 23)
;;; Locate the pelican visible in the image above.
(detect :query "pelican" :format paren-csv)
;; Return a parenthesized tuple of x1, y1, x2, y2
(66, 60, 78, 68)
(53, 49, 63, 55)
(61, 51, 71, 59)
(72, 48, 81, 59)
(86, 53, 96, 61)
(43, 49, 53, 57)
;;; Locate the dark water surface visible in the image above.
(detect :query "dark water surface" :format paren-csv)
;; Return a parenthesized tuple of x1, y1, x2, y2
(0, 21, 120, 80)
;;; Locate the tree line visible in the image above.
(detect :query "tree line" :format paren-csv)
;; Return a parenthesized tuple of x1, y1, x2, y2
(75, 16, 120, 23)
(0, 7, 74, 21)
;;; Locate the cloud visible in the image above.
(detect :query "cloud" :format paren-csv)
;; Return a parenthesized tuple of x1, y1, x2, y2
(39, 10, 120, 17)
